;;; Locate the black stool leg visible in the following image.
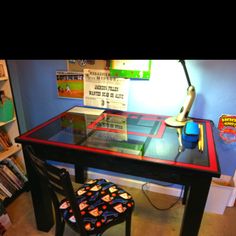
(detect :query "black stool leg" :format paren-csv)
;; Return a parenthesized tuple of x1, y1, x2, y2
(126, 212, 132, 236)
(74, 164, 87, 183)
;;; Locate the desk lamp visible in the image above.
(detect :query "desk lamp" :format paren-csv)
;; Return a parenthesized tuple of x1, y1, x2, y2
(165, 60, 196, 127)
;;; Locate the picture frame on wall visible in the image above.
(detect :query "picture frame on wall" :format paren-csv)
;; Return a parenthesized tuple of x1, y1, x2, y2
(56, 71, 84, 99)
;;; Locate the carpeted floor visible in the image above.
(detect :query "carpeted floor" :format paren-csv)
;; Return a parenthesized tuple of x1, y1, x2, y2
(4, 186, 236, 236)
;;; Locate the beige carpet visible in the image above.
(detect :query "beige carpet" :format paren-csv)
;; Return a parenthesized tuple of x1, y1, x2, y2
(4, 186, 236, 236)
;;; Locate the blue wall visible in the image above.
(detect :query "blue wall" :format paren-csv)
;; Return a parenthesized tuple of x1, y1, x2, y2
(7, 60, 236, 176)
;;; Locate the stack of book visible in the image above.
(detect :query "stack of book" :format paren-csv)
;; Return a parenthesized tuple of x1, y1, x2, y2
(0, 156, 28, 201)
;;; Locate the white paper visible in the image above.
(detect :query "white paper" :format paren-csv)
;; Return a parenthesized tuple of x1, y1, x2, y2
(68, 106, 104, 116)
(83, 69, 129, 111)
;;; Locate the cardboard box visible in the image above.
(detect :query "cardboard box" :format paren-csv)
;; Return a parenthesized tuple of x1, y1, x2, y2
(205, 170, 236, 214)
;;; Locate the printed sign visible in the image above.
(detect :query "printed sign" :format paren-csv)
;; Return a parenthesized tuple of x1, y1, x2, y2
(218, 114, 236, 143)
(83, 69, 129, 111)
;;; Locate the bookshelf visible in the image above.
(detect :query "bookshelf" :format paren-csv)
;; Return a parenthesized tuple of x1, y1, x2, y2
(0, 145, 22, 162)
(0, 117, 16, 127)
(0, 60, 28, 206)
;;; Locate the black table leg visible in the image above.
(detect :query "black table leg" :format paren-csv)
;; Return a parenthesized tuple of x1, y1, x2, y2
(74, 164, 87, 183)
(182, 185, 189, 205)
(180, 177, 211, 236)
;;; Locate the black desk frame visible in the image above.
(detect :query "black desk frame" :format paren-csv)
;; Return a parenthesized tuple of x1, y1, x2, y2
(16, 109, 220, 236)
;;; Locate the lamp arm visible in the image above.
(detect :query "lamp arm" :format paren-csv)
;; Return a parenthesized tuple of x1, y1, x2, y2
(165, 60, 196, 127)
(179, 60, 191, 87)
(176, 85, 196, 122)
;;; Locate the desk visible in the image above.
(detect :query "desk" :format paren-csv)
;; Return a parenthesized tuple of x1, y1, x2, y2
(15, 106, 220, 236)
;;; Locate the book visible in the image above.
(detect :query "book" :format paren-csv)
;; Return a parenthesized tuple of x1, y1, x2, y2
(11, 156, 26, 176)
(0, 128, 12, 147)
(0, 164, 23, 189)
(0, 136, 8, 151)
(0, 167, 20, 193)
(0, 182, 12, 198)
(0, 189, 7, 201)
(2, 157, 28, 184)
(0, 128, 12, 152)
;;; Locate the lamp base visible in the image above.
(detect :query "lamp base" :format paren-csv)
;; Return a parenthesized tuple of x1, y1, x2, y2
(165, 116, 192, 127)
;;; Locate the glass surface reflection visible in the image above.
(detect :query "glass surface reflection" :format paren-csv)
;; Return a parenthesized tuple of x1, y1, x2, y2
(28, 110, 209, 167)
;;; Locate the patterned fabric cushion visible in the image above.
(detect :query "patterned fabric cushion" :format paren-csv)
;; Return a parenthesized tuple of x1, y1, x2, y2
(59, 179, 134, 233)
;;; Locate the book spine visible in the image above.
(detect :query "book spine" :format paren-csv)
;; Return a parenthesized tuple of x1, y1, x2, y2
(2, 158, 28, 184)
(0, 189, 7, 200)
(0, 137, 8, 151)
(0, 168, 18, 194)
(0, 128, 12, 147)
(0, 183, 12, 198)
(12, 156, 26, 176)
(0, 164, 23, 189)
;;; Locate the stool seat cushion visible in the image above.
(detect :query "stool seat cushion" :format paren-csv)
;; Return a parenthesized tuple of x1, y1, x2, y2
(59, 179, 134, 233)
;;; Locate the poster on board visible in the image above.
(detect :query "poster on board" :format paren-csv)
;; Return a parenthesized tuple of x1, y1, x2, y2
(110, 60, 152, 80)
(83, 69, 129, 111)
(56, 71, 84, 99)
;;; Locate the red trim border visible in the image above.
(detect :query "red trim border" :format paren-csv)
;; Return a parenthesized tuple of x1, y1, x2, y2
(18, 112, 219, 173)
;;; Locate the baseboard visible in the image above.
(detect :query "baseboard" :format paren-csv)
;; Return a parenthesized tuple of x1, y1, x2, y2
(88, 170, 183, 197)
(56, 164, 182, 198)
